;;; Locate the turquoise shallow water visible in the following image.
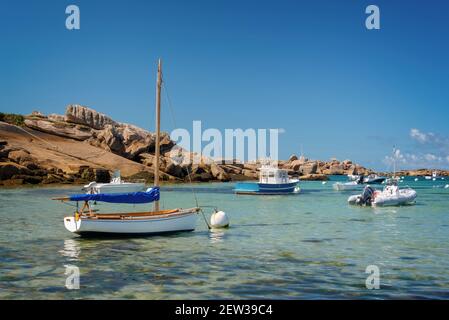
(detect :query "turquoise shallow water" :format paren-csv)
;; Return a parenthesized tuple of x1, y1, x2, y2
(0, 177, 449, 299)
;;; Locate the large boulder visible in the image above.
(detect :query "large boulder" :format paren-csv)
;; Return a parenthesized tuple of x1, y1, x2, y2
(210, 162, 230, 181)
(290, 159, 305, 171)
(300, 161, 318, 175)
(165, 161, 183, 177)
(48, 114, 65, 122)
(242, 169, 258, 179)
(220, 164, 243, 175)
(0, 162, 31, 180)
(329, 163, 344, 175)
(24, 118, 92, 141)
(287, 154, 298, 162)
(65, 104, 117, 130)
(8, 149, 33, 164)
(91, 125, 125, 154)
(243, 163, 258, 171)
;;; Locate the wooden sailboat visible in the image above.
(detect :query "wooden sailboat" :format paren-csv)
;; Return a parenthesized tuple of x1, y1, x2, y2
(55, 59, 200, 236)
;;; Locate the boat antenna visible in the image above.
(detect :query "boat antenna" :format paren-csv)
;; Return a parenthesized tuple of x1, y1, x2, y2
(154, 58, 162, 212)
(392, 146, 396, 178)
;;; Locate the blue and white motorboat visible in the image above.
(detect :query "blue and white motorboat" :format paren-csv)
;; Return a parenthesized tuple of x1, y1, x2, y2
(234, 161, 300, 195)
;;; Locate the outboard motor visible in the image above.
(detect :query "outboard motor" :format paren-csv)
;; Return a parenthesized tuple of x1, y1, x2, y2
(360, 185, 375, 205)
(357, 175, 365, 184)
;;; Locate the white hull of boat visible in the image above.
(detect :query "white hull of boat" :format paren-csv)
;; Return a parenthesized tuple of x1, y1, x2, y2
(372, 188, 417, 206)
(64, 209, 198, 235)
(348, 188, 417, 207)
(83, 182, 146, 194)
(333, 181, 363, 191)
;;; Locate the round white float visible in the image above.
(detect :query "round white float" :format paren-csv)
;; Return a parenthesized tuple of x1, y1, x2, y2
(210, 211, 229, 229)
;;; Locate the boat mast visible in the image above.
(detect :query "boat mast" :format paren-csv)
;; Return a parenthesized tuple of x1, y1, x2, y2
(154, 58, 162, 212)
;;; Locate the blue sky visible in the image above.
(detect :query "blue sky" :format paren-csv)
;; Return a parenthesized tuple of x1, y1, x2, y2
(1, 0, 448, 170)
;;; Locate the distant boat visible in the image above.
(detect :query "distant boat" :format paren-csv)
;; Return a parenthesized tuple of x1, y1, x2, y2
(333, 174, 386, 191)
(54, 59, 201, 236)
(83, 170, 145, 194)
(363, 174, 386, 184)
(234, 160, 300, 195)
(333, 180, 364, 191)
(425, 171, 438, 180)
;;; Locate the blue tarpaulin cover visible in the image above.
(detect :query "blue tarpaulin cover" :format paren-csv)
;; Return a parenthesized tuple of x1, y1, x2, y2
(69, 187, 160, 204)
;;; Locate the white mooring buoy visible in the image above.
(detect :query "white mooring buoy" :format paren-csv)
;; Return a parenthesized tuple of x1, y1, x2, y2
(210, 210, 229, 229)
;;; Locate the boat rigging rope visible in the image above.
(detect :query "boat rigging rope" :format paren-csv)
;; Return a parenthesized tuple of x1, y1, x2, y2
(162, 77, 200, 209)
(16, 125, 61, 152)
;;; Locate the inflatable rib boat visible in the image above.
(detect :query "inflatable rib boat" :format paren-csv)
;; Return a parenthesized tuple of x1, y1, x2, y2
(348, 183, 417, 207)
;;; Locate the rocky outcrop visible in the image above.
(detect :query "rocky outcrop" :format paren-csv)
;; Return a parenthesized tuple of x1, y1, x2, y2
(214, 157, 371, 182)
(1, 106, 376, 185)
(65, 104, 117, 130)
(0, 136, 112, 186)
(25, 105, 175, 160)
(382, 169, 449, 177)
(0, 121, 144, 186)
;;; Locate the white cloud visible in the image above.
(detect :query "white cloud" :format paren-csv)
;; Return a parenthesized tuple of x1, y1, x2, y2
(383, 150, 446, 169)
(410, 128, 429, 143)
(383, 129, 449, 169)
(409, 128, 449, 152)
(424, 153, 438, 162)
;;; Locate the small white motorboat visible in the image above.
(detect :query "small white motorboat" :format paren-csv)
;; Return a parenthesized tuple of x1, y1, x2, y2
(334, 174, 386, 191)
(83, 170, 145, 194)
(333, 181, 363, 191)
(348, 181, 417, 207)
(333, 174, 365, 191)
(425, 171, 438, 180)
(347, 174, 359, 181)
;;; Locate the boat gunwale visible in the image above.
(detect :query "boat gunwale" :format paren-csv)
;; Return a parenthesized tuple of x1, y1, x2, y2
(77, 207, 200, 221)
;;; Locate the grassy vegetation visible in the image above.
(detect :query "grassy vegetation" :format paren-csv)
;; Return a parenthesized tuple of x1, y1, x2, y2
(0, 112, 25, 126)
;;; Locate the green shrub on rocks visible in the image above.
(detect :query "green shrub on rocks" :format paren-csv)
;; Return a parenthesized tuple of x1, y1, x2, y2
(0, 113, 25, 126)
